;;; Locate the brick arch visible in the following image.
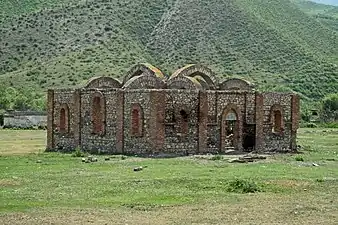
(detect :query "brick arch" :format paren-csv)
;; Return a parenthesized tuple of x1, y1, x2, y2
(59, 103, 69, 134)
(122, 75, 166, 89)
(270, 104, 285, 135)
(220, 104, 243, 151)
(84, 76, 122, 89)
(167, 75, 202, 90)
(91, 91, 106, 135)
(219, 78, 254, 91)
(169, 64, 219, 90)
(130, 103, 143, 137)
(123, 63, 166, 85)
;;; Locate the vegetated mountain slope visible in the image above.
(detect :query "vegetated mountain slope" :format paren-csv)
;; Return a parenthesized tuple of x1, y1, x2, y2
(294, 1, 338, 31)
(0, 0, 81, 20)
(0, 0, 337, 100)
(148, 0, 338, 98)
(0, 0, 171, 88)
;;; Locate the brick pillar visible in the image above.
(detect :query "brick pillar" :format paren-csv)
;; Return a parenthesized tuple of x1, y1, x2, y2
(255, 93, 264, 152)
(73, 89, 81, 149)
(150, 90, 165, 153)
(290, 94, 300, 151)
(198, 91, 208, 153)
(47, 90, 55, 151)
(116, 90, 124, 154)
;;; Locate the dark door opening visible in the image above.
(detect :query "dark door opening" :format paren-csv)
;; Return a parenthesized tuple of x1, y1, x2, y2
(243, 124, 256, 152)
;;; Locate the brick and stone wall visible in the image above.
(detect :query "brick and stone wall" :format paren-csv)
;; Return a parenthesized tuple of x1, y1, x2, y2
(163, 89, 200, 155)
(80, 89, 121, 154)
(51, 89, 77, 151)
(47, 64, 300, 155)
(261, 93, 295, 152)
(123, 90, 152, 154)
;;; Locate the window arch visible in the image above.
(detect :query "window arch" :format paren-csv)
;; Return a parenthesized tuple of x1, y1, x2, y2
(178, 109, 189, 136)
(59, 104, 69, 134)
(91, 92, 106, 135)
(270, 105, 284, 134)
(130, 103, 143, 137)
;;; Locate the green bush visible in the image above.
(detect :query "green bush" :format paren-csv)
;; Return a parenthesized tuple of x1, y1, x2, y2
(305, 122, 318, 128)
(323, 122, 338, 128)
(71, 147, 85, 157)
(226, 179, 262, 193)
(210, 155, 223, 160)
(295, 156, 304, 162)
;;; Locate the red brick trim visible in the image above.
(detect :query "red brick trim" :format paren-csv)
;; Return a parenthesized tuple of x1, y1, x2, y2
(198, 91, 208, 153)
(255, 94, 264, 151)
(150, 90, 165, 152)
(47, 90, 55, 150)
(116, 90, 124, 154)
(290, 94, 300, 151)
(73, 90, 81, 148)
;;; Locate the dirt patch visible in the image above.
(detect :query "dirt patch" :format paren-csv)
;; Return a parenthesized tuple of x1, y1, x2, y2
(266, 179, 310, 188)
(0, 179, 21, 187)
(1, 195, 337, 225)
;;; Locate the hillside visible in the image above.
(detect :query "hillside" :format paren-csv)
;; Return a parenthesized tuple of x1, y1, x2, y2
(0, 0, 337, 101)
(294, 1, 338, 32)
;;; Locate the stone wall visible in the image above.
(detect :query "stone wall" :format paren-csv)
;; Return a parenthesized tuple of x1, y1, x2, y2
(163, 89, 199, 155)
(123, 90, 152, 154)
(4, 112, 47, 129)
(80, 89, 121, 154)
(261, 93, 294, 152)
(47, 66, 300, 155)
(52, 89, 77, 152)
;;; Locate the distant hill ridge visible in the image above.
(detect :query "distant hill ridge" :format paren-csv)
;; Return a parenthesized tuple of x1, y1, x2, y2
(0, 0, 337, 100)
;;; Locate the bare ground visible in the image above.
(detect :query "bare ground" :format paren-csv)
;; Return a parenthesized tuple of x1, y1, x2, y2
(1, 194, 337, 225)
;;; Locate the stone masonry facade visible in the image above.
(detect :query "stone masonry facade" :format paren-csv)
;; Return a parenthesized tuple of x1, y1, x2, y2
(47, 63, 300, 155)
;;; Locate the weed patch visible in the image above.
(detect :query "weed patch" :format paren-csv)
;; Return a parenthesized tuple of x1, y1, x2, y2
(226, 179, 262, 193)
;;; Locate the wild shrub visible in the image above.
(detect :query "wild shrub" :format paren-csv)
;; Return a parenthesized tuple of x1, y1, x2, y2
(305, 122, 318, 128)
(71, 146, 85, 157)
(226, 178, 262, 193)
(210, 155, 223, 160)
(295, 156, 304, 162)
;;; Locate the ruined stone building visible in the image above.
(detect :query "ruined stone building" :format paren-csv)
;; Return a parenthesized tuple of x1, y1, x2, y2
(47, 64, 300, 155)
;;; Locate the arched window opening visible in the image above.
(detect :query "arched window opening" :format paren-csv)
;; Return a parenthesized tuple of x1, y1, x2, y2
(92, 96, 103, 134)
(178, 109, 189, 136)
(59, 104, 69, 134)
(131, 104, 143, 137)
(272, 110, 282, 133)
(60, 108, 66, 133)
(180, 110, 188, 122)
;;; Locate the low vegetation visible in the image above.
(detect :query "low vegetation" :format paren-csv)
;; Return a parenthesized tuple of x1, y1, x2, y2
(0, 128, 337, 224)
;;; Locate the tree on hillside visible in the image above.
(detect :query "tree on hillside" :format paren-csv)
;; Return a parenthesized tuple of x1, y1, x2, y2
(0, 85, 46, 112)
(321, 93, 338, 122)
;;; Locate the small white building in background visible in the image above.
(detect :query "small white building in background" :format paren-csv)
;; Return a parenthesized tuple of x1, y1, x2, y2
(3, 111, 47, 129)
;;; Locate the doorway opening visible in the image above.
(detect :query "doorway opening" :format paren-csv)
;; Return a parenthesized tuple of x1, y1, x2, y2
(223, 110, 237, 148)
(243, 124, 256, 152)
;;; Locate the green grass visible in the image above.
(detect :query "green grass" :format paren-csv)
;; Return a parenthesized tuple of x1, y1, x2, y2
(0, 128, 337, 224)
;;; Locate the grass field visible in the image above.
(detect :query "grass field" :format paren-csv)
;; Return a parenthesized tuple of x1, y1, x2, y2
(0, 128, 337, 224)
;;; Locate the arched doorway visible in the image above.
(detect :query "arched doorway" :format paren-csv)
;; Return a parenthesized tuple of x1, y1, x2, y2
(221, 108, 241, 151)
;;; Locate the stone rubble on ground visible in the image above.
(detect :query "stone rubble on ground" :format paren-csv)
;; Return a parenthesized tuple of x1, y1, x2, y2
(228, 154, 267, 163)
